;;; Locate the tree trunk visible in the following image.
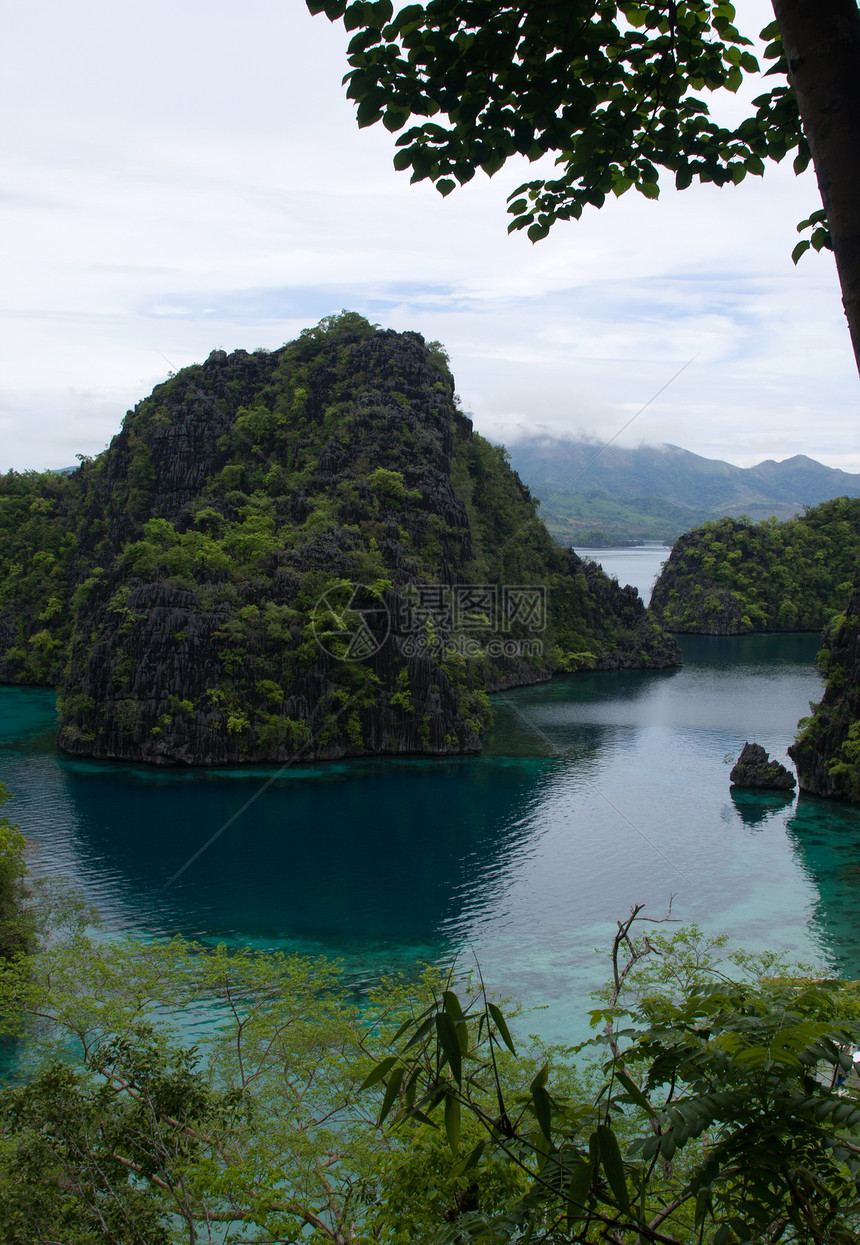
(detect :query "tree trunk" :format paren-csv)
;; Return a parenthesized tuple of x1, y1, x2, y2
(770, 0, 860, 377)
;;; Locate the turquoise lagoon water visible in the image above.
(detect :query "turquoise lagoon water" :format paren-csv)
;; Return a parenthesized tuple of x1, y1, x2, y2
(3, 629, 860, 1044)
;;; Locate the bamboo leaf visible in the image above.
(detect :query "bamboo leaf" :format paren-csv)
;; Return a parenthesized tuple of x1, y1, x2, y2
(488, 1002, 516, 1054)
(615, 1069, 654, 1115)
(566, 1159, 593, 1227)
(456, 1138, 485, 1175)
(378, 1065, 404, 1124)
(596, 1124, 630, 1213)
(445, 1091, 461, 1153)
(532, 1083, 552, 1141)
(360, 1054, 398, 1091)
(436, 1011, 462, 1085)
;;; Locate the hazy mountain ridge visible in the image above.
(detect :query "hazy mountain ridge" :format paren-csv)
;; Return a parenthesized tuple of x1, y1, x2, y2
(505, 438, 860, 543)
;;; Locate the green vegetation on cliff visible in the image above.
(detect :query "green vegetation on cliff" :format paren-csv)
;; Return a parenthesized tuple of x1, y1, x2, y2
(0, 470, 76, 685)
(789, 590, 860, 803)
(650, 498, 860, 634)
(0, 315, 678, 765)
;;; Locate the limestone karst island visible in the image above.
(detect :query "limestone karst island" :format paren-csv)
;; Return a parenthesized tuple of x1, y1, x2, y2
(0, 314, 679, 766)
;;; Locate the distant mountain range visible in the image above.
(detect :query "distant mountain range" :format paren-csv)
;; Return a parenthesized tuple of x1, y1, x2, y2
(505, 438, 860, 545)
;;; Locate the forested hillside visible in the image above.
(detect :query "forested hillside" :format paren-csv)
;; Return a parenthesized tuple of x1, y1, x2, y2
(0, 315, 678, 765)
(507, 438, 860, 545)
(650, 499, 860, 634)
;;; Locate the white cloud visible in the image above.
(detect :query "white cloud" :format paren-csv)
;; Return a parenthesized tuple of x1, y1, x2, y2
(1, 0, 857, 473)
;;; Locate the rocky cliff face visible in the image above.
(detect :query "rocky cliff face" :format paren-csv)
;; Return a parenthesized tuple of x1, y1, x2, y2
(788, 590, 860, 802)
(1, 315, 680, 765)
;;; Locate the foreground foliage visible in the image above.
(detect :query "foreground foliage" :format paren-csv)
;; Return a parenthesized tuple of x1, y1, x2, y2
(371, 908, 860, 1243)
(1, 892, 860, 1243)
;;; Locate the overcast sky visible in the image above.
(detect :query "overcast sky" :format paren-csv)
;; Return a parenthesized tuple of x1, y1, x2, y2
(2, 0, 858, 475)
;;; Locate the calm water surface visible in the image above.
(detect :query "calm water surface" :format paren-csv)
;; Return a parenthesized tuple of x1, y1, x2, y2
(573, 543, 669, 604)
(2, 629, 859, 1042)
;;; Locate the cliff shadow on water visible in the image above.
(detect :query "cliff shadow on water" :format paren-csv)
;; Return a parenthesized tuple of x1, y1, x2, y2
(786, 791, 860, 974)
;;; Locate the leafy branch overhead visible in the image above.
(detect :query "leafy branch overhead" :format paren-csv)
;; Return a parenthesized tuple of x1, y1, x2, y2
(307, 0, 811, 241)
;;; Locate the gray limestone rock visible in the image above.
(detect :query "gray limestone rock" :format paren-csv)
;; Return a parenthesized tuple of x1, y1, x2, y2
(730, 741, 796, 790)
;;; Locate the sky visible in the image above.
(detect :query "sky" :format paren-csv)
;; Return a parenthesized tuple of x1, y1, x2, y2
(2, 0, 858, 475)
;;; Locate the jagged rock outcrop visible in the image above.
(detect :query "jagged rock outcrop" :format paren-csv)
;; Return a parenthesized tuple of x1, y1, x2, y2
(729, 741, 796, 791)
(1, 314, 680, 765)
(789, 588, 860, 802)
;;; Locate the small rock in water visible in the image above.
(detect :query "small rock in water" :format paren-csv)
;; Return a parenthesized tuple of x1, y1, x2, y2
(730, 741, 796, 790)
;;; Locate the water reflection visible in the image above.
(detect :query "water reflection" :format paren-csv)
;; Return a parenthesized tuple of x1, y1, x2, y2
(52, 759, 553, 945)
(730, 789, 796, 830)
(5, 634, 860, 1043)
(785, 793, 860, 975)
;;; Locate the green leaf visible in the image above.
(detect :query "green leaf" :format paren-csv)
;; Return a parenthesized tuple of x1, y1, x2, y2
(343, 1, 367, 32)
(481, 151, 505, 177)
(596, 1124, 630, 1213)
(443, 988, 465, 1022)
(378, 1064, 404, 1124)
(383, 108, 408, 132)
(359, 1054, 398, 1091)
(392, 3, 424, 28)
(444, 1091, 461, 1153)
(444, 990, 470, 1053)
(393, 1003, 433, 1043)
(456, 1138, 486, 1175)
(392, 148, 414, 172)
(403, 1014, 437, 1053)
(566, 1159, 593, 1227)
(791, 239, 811, 265)
(488, 1002, 516, 1054)
(356, 99, 383, 128)
(695, 1188, 711, 1227)
(436, 1011, 462, 1083)
(306, 0, 347, 15)
(436, 178, 456, 196)
(793, 150, 811, 175)
(403, 1066, 420, 1108)
(615, 1069, 654, 1115)
(531, 1083, 552, 1140)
